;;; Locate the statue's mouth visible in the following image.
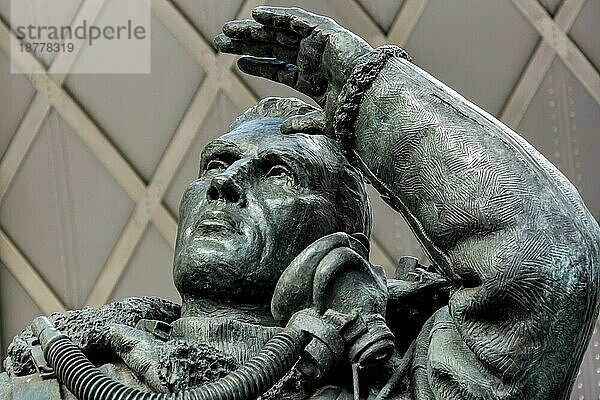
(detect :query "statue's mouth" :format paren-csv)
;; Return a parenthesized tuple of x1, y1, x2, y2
(194, 211, 242, 235)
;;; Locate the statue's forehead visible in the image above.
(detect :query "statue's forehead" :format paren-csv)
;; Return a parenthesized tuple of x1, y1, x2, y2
(209, 118, 328, 158)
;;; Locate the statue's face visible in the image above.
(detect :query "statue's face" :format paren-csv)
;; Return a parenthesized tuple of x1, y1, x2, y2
(174, 118, 346, 303)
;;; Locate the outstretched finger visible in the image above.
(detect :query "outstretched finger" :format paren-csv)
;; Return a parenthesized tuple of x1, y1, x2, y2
(109, 324, 166, 391)
(215, 34, 298, 64)
(223, 19, 301, 47)
(252, 6, 326, 37)
(109, 323, 154, 353)
(237, 56, 298, 87)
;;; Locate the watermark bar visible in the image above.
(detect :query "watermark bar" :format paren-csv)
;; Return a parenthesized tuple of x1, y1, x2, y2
(10, 0, 151, 74)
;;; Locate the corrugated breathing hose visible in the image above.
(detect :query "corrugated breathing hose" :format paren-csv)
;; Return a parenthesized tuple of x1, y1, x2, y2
(31, 316, 308, 400)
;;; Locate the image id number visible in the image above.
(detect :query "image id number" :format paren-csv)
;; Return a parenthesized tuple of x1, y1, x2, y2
(20, 42, 74, 53)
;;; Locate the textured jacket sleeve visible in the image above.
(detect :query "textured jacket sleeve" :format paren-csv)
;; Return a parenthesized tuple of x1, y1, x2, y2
(350, 55, 600, 399)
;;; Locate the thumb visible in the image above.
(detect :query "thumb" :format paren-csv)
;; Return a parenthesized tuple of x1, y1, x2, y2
(281, 110, 328, 136)
(109, 324, 170, 391)
(109, 323, 155, 353)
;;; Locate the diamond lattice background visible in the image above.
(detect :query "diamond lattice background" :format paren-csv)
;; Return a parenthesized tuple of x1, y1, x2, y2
(0, 0, 599, 397)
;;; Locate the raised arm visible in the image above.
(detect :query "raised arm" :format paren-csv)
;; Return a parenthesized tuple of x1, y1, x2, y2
(216, 7, 600, 399)
(346, 53, 600, 399)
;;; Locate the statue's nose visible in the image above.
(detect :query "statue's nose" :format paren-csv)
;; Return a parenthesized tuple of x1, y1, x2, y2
(207, 174, 246, 206)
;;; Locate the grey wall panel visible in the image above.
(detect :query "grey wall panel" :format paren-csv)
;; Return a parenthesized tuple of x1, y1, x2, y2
(171, 0, 245, 43)
(0, 0, 9, 23)
(355, 0, 404, 33)
(0, 264, 43, 372)
(538, 0, 563, 16)
(65, 11, 206, 182)
(518, 58, 600, 220)
(405, 0, 539, 117)
(368, 186, 428, 267)
(111, 226, 179, 303)
(0, 52, 36, 159)
(569, 0, 600, 70)
(0, 110, 135, 309)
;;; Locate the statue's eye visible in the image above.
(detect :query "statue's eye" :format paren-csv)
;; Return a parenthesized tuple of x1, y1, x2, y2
(205, 159, 229, 171)
(266, 164, 296, 186)
(266, 165, 289, 177)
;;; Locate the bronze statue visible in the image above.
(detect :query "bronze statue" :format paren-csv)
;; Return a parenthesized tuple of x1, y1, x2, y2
(1, 7, 599, 400)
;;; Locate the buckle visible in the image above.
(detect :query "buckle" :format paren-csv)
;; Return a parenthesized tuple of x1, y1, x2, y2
(27, 338, 55, 379)
(135, 319, 172, 341)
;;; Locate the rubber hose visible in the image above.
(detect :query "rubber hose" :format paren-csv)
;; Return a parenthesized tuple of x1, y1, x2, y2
(32, 317, 307, 400)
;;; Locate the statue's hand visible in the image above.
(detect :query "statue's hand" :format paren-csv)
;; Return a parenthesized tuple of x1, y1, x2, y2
(109, 324, 170, 392)
(215, 6, 372, 126)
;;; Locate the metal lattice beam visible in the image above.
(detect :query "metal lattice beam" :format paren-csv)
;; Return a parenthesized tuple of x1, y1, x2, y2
(387, 0, 429, 46)
(0, 17, 179, 304)
(501, 0, 589, 128)
(511, 0, 600, 107)
(149, 0, 258, 112)
(330, 0, 387, 46)
(0, 2, 107, 313)
(330, 0, 429, 48)
(0, 229, 65, 314)
(0, 0, 106, 202)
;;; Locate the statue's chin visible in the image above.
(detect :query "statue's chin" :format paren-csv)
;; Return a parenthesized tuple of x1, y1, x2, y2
(173, 251, 274, 304)
(173, 224, 275, 302)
